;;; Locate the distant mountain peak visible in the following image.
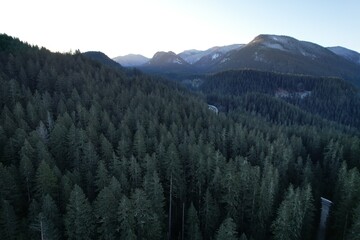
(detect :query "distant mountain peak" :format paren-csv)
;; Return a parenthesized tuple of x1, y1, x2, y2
(113, 54, 149, 67)
(148, 51, 188, 65)
(249, 34, 331, 60)
(83, 51, 123, 69)
(179, 44, 244, 64)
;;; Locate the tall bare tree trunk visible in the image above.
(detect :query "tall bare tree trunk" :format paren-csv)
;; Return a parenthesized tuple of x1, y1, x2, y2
(182, 202, 185, 240)
(168, 174, 173, 240)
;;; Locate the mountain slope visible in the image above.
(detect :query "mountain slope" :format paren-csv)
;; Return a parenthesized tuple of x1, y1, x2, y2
(328, 46, 360, 65)
(83, 51, 123, 69)
(138, 51, 196, 76)
(200, 69, 360, 128)
(179, 44, 244, 64)
(207, 35, 360, 87)
(113, 54, 149, 67)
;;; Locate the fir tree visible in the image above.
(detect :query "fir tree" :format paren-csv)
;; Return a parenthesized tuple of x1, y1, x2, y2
(64, 185, 94, 240)
(215, 217, 238, 240)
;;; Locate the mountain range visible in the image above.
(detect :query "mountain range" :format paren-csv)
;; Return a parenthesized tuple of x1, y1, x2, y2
(178, 44, 244, 64)
(113, 34, 360, 87)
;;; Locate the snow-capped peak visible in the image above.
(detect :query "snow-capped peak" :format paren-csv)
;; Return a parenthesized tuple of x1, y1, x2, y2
(251, 34, 325, 59)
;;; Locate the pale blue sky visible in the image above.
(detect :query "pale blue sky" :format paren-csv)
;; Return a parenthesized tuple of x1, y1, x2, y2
(1, 0, 359, 58)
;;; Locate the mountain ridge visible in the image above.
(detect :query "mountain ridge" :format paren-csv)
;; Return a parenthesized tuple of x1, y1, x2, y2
(327, 46, 360, 65)
(179, 44, 244, 64)
(83, 51, 123, 69)
(137, 51, 196, 76)
(133, 34, 360, 87)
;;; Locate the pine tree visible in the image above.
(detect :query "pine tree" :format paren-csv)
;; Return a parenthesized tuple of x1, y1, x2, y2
(36, 140, 55, 166)
(0, 200, 18, 240)
(35, 160, 58, 199)
(201, 188, 220, 239)
(166, 143, 185, 240)
(49, 121, 68, 170)
(94, 187, 118, 240)
(239, 233, 248, 240)
(59, 174, 74, 211)
(332, 163, 360, 239)
(128, 155, 141, 189)
(19, 153, 34, 202)
(100, 134, 114, 165)
(64, 185, 94, 240)
(118, 196, 136, 240)
(82, 141, 98, 174)
(271, 185, 314, 240)
(323, 140, 343, 196)
(221, 160, 240, 221)
(185, 202, 202, 240)
(215, 217, 238, 240)
(255, 161, 279, 238)
(131, 188, 162, 239)
(347, 202, 360, 240)
(111, 155, 129, 193)
(144, 169, 165, 224)
(94, 160, 109, 192)
(28, 199, 41, 239)
(108, 176, 123, 200)
(37, 121, 49, 144)
(32, 194, 61, 240)
(133, 126, 147, 160)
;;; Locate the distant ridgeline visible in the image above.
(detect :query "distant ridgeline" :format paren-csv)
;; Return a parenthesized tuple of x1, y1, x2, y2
(1, 33, 360, 240)
(131, 34, 360, 88)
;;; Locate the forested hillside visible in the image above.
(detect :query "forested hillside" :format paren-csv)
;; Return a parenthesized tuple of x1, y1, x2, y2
(201, 70, 360, 129)
(1, 34, 360, 240)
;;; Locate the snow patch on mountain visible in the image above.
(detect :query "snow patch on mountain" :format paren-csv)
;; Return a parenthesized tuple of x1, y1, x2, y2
(263, 42, 285, 51)
(179, 44, 244, 64)
(254, 52, 266, 62)
(212, 53, 220, 60)
(173, 58, 183, 64)
(254, 35, 325, 60)
(300, 50, 317, 59)
(220, 58, 229, 64)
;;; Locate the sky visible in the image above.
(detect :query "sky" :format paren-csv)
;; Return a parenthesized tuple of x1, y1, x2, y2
(1, 0, 360, 58)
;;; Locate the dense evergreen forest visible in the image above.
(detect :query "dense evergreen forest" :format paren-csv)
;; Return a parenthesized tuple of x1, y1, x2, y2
(200, 70, 360, 128)
(1, 34, 360, 240)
